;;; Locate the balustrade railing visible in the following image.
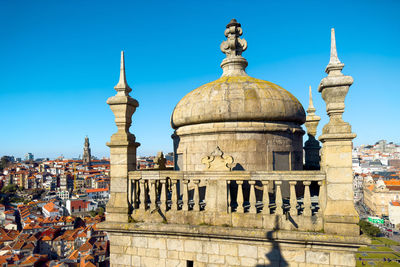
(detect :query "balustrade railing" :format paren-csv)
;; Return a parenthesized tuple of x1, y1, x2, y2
(128, 171, 325, 219)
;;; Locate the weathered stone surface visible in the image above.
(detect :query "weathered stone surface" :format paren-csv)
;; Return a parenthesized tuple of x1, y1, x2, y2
(203, 241, 219, 254)
(167, 239, 184, 251)
(208, 254, 225, 264)
(305, 251, 330, 265)
(238, 244, 257, 258)
(281, 249, 305, 262)
(148, 238, 166, 250)
(240, 256, 258, 266)
(330, 252, 355, 266)
(184, 240, 203, 253)
(225, 255, 240, 265)
(111, 253, 131, 266)
(219, 243, 237, 256)
(133, 236, 148, 248)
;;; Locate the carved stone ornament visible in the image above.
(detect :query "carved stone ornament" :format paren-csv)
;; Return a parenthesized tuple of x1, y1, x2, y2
(201, 146, 234, 171)
(220, 19, 247, 58)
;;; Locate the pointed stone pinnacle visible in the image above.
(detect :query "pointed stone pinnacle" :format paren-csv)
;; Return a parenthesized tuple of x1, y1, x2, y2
(325, 28, 345, 74)
(114, 51, 132, 93)
(306, 86, 317, 115)
(308, 85, 315, 110)
(329, 28, 341, 65)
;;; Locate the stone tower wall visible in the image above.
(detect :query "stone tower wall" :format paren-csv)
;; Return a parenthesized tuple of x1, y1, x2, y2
(108, 229, 357, 267)
(173, 122, 304, 172)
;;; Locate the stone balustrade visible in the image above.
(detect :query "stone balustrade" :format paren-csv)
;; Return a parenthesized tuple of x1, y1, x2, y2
(127, 170, 326, 231)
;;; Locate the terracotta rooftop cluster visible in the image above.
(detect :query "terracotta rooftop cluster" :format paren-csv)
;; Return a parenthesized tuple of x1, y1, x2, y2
(0, 216, 108, 266)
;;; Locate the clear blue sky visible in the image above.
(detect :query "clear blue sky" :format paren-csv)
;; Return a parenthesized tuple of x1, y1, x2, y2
(1, 0, 399, 159)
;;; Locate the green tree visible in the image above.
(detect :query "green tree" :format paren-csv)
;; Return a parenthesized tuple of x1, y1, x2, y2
(0, 156, 11, 171)
(1, 184, 18, 194)
(359, 220, 381, 237)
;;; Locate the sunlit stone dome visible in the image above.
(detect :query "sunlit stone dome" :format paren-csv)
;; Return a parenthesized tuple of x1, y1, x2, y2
(171, 19, 305, 129)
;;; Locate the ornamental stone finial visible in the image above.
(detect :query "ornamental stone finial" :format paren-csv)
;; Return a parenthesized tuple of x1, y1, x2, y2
(220, 19, 248, 77)
(220, 19, 247, 57)
(318, 29, 355, 137)
(107, 51, 139, 143)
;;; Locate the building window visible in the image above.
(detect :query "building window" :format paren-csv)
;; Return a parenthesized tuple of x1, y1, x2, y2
(186, 261, 193, 267)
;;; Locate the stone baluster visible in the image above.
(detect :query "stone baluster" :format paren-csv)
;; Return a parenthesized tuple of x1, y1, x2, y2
(182, 180, 189, 211)
(227, 181, 232, 213)
(236, 181, 244, 213)
(303, 181, 312, 216)
(128, 178, 132, 210)
(140, 179, 147, 210)
(318, 180, 326, 215)
(134, 179, 139, 209)
(171, 179, 178, 210)
(194, 180, 201, 211)
(289, 181, 297, 216)
(159, 179, 167, 211)
(262, 181, 270, 214)
(248, 181, 257, 213)
(275, 181, 283, 215)
(149, 180, 157, 210)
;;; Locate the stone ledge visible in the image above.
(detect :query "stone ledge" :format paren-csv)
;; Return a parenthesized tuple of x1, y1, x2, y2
(98, 221, 370, 249)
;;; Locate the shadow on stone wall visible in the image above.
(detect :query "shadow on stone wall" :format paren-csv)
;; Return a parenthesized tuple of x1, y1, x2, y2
(256, 216, 288, 267)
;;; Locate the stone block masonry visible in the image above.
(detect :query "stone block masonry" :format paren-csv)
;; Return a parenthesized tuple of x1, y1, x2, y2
(102, 222, 366, 267)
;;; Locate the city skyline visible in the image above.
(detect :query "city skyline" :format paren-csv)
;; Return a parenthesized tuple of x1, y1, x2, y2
(1, 0, 399, 158)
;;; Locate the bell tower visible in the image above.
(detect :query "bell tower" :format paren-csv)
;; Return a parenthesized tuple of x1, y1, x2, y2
(82, 136, 92, 166)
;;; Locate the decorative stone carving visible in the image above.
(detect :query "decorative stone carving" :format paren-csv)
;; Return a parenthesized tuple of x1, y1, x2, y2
(220, 19, 247, 58)
(220, 19, 248, 77)
(318, 29, 356, 138)
(201, 146, 234, 171)
(154, 151, 167, 170)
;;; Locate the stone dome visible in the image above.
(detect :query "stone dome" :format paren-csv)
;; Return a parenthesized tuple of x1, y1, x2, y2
(171, 19, 305, 129)
(171, 19, 306, 172)
(171, 76, 305, 129)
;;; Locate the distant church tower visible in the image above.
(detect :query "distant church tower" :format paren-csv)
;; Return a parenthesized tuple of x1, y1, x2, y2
(83, 136, 92, 166)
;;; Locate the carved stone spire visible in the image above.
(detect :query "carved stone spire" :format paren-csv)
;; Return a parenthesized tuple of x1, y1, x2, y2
(307, 86, 315, 113)
(107, 51, 139, 141)
(114, 51, 132, 94)
(220, 19, 248, 77)
(325, 28, 345, 75)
